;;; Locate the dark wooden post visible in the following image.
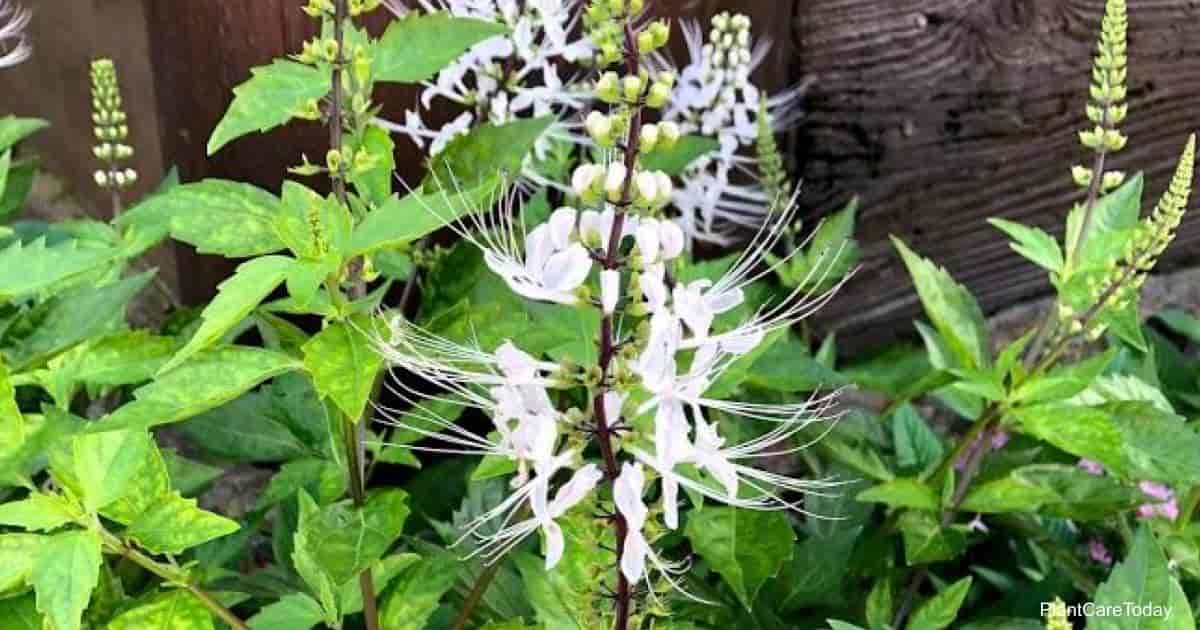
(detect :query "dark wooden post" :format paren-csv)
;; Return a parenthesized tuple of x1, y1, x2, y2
(795, 0, 1200, 350)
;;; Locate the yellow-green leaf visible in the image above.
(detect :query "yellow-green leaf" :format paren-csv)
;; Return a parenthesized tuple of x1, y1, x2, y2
(302, 316, 384, 421)
(208, 60, 331, 155)
(125, 492, 239, 555)
(107, 590, 214, 630)
(31, 530, 102, 630)
(72, 430, 154, 513)
(373, 13, 508, 84)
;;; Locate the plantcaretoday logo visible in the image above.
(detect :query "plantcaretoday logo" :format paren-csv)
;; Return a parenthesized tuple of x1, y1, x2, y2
(1040, 601, 1175, 620)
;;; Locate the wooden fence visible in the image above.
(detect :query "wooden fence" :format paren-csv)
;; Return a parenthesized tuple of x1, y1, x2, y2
(3, 0, 1198, 350)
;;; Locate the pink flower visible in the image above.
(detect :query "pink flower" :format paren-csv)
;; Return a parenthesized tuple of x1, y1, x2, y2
(989, 431, 1010, 450)
(1077, 459, 1104, 476)
(1136, 482, 1178, 521)
(955, 430, 1010, 472)
(1089, 539, 1113, 566)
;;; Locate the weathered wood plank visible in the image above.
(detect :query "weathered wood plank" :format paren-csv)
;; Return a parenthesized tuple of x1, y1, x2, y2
(795, 0, 1200, 350)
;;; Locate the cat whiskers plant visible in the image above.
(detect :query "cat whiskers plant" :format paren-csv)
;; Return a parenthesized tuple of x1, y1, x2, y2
(0, 0, 30, 68)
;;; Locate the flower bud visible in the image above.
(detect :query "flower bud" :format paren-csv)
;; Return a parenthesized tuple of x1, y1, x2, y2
(640, 124, 660, 153)
(654, 172, 674, 207)
(657, 71, 676, 89)
(605, 162, 628, 202)
(634, 171, 659, 207)
(622, 75, 643, 103)
(629, 0, 644, 13)
(646, 82, 670, 109)
(585, 111, 614, 146)
(1102, 170, 1126, 191)
(658, 121, 680, 148)
(601, 269, 620, 314)
(572, 164, 604, 203)
(1071, 165, 1093, 187)
(595, 72, 621, 103)
(637, 30, 656, 55)
(649, 21, 670, 47)
(325, 148, 343, 172)
(659, 220, 685, 259)
(94, 170, 109, 188)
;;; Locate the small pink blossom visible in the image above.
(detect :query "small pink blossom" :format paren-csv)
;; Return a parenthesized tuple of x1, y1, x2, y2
(1077, 459, 1104, 476)
(1136, 482, 1178, 521)
(955, 430, 1009, 472)
(1088, 539, 1113, 566)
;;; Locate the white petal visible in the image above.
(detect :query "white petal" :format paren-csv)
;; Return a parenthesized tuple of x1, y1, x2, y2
(707, 287, 744, 314)
(524, 225, 555, 277)
(549, 464, 603, 517)
(496, 341, 539, 381)
(579, 209, 603, 244)
(600, 269, 620, 314)
(543, 520, 565, 570)
(635, 220, 661, 263)
(605, 162, 628, 199)
(662, 476, 680, 530)
(659, 221, 685, 260)
(542, 244, 593, 292)
(603, 390, 627, 424)
(548, 206, 577, 249)
(620, 531, 648, 582)
(640, 270, 668, 312)
(614, 463, 647, 529)
(655, 402, 692, 467)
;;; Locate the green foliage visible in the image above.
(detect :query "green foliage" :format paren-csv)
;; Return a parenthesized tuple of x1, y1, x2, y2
(31, 530, 103, 630)
(893, 237, 990, 369)
(302, 315, 384, 420)
(207, 60, 331, 155)
(685, 506, 796, 610)
(427, 116, 555, 187)
(373, 12, 509, 83)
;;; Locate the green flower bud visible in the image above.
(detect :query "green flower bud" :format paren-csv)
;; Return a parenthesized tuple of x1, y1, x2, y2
(595, 71, 621, 103)
(637, 30, 656, 55)
(622, 75, 644, 103)
(325, 148, 343, 172)
(645, 82, 670, 108)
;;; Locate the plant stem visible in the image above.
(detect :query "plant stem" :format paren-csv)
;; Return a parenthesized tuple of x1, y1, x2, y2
(588, 21, 644, 630)
(449, 557, 502, 630)
(327, 0, 380, 627)
(99, 531, 248, 630)
(1067, 110, 1111, 269)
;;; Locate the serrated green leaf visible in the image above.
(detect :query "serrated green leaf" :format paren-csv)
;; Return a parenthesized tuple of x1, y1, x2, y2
(294, 489, 410, 587)
(906, 576, 971, 630)
(684, 506, 795, 610)
(1011, 403, 1129, 477)
(1069, 374, 1174, 413)
(776, 527, 861, 611)
(126, 491, 239, 554)
(961, 464, 1140, 520)
(0, 533, 43, 597)
(350, 124, 396, 207)
(107, 590, 214, 630)
(65, 331, 177, 387)
(72, 429, 154, 512)
(378, 550, 460, 630)
(0, 238, 120, 299)
(349, 180, 497, 257)
(1109, 402, 1200, 484)
(639, 134, 719, 175)
(161, 255, 293, 374)
(427, 117, 554, 188)
(8, 271, 153, 370)
(897, 511, 965, 565)
(1092, 525, 1174, 630)
(256, 458, 346, 511)
(988, 218, 1064, 272)
(31, 529, 102, 630)
(118, 179, 290, 257)
(892, 404, 943, 474)
(248, 592, 323, 630)
(892, 237, 990, 369)
(0, 116, 48, 153)
(0, 157, 35, 222)
(162, 450, 223, 497)
(1065, 173, 1144, 273)
(94, 347, 301, 432)
(857, 479, 939, 511)
(374, 13, 508, 83)
(302, 315, 383, 420)
(207, 60, 330, 155)
(0, 493, 79, 532)
(1012, 348, 1115, 405)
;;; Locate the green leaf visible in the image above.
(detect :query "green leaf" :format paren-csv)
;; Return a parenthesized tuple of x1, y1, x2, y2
(31, 530, 102, 630)
(684, 506, 795, 610)
(302, 316, 383, 420)
(350, 125, 396, 207)
(248, 592, 323, 630)
(906, 576, 971, 630)
(427, 117, 554, 188)
(1011, 403, 1129, 477)
(776, 527, 861, 611)
(961, 464, 1141, 520)
(256, 458, 346, 510)
(119, 179, 290, 258)
(374, 13, 508, 83)
(1108, 402, 1200, 484)
(0, 493, 79, 532)
(0, 157, 35, 222)
(0, 116, 48, 153)
(1065, 173, 1143, 273)
(1012, 348, 1115, 405)
(378, 550, 460, 630)
(892, 404, 943, 474)
(207, 60, 331, 155)
(72, 429, 154, 512)
(126, 491, 239, 555)
(0, 533, 43, 596)
(0, 594, 42, 629)
(1069, 374, 1174, 414)
(64, 331, 177, 387)
(293, 489, 410, 587)
(865, 576, 895, 629)
(94, 347, 301, 432)
(639, 134, 719, 175)
(897, 511, 965, 565)
(161, 255, 293, 374)
(1092, 525, 1174, 630)
(892, 237, 990, 369)
(0, 238, 120, 299)
(988, 218, 1064, 272)
(8, 271, 153, 370)
(857, 479, 939, 511)
(349, 180, 497, 257)
(107, 590, 215, 630)
(744, 333, 847, 392)
(162, 450, 223, 497)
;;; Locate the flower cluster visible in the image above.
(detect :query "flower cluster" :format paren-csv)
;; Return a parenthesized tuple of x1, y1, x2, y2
(90, 59, 138, 191)
(1078, 458, 1180, 521)
(0, 0, 30, 69)
(371, 1, 844, 606)
(654, 12, 808, 245)
(377, 0, 593, 167)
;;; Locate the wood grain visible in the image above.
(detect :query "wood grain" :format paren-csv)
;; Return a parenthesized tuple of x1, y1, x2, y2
(794, 0, 1200, 350)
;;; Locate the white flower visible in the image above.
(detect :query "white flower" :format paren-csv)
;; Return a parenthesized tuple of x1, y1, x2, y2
(579, 204, 638, 252)
(600, 269, 620, 314)
(614, 463, 650, 581)
(376, 0, 593, 191)
(651, 13, 810, 245)
(0, 1, 31, 69)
